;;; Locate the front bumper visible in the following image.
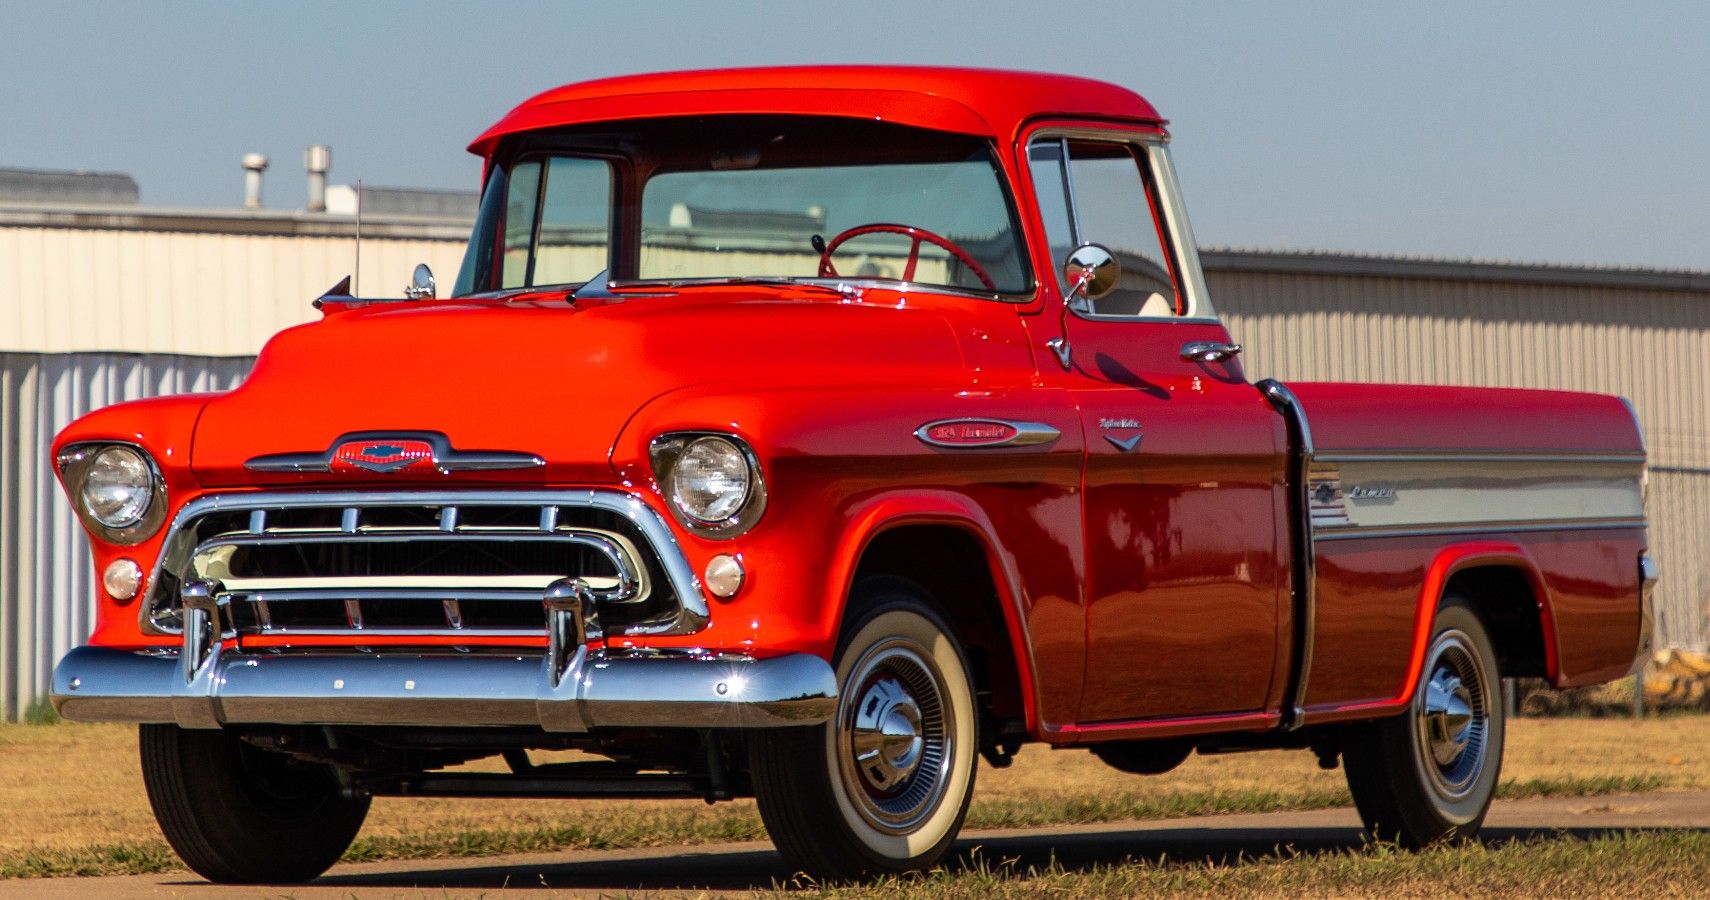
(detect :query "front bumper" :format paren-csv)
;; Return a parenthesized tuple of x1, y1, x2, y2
(57, 568, 837, 733)
(52, 645, 837, 731)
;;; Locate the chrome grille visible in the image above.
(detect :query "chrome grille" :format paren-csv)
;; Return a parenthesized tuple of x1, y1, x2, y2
(141, 491, 706, 640)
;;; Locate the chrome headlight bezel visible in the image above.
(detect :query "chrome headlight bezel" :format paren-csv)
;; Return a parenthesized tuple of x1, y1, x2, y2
(56, 442, 168, 545)
(648, 432, 767, 538)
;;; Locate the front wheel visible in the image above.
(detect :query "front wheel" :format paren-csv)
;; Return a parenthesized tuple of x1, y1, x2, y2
(140, 724, 370, 884)
(749, 578, 978, 880)
(1343, 598, 1505, 846)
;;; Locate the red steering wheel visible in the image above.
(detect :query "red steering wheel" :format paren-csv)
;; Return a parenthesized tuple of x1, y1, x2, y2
(816, 223, 998, 292)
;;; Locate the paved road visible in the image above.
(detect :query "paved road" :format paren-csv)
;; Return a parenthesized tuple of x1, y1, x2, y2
(8, 791, 1708, 898)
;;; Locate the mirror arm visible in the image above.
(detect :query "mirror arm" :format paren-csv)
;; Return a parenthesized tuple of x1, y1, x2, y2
(1048, 267, 1094, 371)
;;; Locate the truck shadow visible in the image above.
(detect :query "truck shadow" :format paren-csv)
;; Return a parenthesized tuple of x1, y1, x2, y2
(296, 824, 1708, 893)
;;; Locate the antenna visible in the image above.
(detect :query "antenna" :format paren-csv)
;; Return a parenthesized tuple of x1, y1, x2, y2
(353, 179, 363, 296)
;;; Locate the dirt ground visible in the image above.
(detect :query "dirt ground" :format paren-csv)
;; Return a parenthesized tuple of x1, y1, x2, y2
(1, 716, 1703, 858)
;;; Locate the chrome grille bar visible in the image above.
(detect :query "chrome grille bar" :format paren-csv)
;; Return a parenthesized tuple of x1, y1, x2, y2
(140, 490, 709, 640)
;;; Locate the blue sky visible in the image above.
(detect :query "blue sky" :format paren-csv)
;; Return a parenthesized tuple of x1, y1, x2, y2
(2, 1, 1706, 268)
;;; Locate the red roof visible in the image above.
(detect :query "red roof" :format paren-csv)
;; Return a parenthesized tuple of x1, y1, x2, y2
(468, 66, 1163, 156)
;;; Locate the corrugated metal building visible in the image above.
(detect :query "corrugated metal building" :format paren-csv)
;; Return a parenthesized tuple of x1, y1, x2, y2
(2, 206, 1706, 719)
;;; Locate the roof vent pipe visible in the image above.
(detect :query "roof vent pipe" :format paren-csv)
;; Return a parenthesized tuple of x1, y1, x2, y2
(304, 145, 331, 212)
(241, 153, 269, 209)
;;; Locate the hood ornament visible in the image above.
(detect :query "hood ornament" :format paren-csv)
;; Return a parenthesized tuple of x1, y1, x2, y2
(246, 431, 544, 475)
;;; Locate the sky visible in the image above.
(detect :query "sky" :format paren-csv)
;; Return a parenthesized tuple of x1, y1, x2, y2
(2, 1, 1707, 269)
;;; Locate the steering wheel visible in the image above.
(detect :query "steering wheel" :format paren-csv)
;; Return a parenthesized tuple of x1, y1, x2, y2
(815, 223, 999, 292)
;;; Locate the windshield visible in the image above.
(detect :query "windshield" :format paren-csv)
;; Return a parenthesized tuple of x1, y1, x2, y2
(454, 116, 1032, 297)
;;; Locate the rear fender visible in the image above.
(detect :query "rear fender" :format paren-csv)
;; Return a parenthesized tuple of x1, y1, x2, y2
(1401, 541, 1558, 703)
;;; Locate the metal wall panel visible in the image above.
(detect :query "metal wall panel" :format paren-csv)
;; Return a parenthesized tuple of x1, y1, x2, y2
(0, 353, 252, 720)
(1209, 265, 1710, 651)
(0, 214, 468, 356)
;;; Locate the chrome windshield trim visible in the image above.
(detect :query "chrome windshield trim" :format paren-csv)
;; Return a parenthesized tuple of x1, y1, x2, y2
(140, 489, 707, 638)
(605, 276, 1032, 304)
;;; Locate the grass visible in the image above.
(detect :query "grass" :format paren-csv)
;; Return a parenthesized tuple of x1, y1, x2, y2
(20, 696, 61, 726)
(0, 772, 1670, 880)
(0, 717, 1702, 880)
(773, 831, 1710, 898)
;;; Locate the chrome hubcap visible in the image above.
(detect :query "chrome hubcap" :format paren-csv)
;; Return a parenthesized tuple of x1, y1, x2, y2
(1423, 669, 1474, 766)
(1413, 630, 1490, 799)
(851, 677, 926, 792)
(836, 641, 953, 834)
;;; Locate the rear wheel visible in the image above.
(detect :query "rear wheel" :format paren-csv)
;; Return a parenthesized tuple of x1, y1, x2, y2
(1343, 598, 1505, 847)
(140, 724, 369, 884)
(750, 577, 978, 880)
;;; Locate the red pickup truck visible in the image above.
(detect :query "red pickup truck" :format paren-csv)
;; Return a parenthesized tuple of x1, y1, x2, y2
(50, 66, 1654, 884)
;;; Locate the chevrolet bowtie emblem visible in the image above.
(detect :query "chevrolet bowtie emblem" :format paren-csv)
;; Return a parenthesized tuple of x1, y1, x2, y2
(245, 431, 545, 475)
(332, 439, 434, 473)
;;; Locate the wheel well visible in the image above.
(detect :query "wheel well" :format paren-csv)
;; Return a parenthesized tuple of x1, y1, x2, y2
(1445, 565, 1548, 679)
(852, 525, 1025, 724)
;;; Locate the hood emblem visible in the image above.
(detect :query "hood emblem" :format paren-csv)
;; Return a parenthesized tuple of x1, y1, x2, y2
(246, 431, 545, 475)
(332, 439, 435, 473)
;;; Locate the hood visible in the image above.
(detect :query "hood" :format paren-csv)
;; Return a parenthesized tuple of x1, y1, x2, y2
(191, 290, 970, 487)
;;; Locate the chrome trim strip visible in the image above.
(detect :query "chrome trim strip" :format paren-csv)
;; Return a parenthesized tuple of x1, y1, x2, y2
(51, 645, 838, 732)
(1313, 450, 1647, 464)
(1257, 379, 1315, 731)
(913, 419, 1062, 449)
(248, 627, 547, 638)
(189, 527, 644, 605)
(1312, 517, 1648, 541)
(237, 587, 595, 603)
(140, 489, 708, 638)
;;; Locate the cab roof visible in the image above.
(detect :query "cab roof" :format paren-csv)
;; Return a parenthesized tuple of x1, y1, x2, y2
(468, 66, 1164, 157)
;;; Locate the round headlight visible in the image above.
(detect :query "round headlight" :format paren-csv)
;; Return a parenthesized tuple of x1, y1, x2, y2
(669, 436, 751, 523)
(81, 446, 155, 528)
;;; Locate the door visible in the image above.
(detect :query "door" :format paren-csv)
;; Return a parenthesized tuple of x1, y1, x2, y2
(1026, 135, 1288, 722)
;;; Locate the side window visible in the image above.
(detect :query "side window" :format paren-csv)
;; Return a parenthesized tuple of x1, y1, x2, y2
(500, 157, 612, 290)
(1028, 138, 1183, 317)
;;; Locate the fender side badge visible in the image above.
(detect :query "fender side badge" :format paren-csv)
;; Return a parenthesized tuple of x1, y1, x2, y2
(1104, 433, 1143, 452)
(915, 419, 1060, 449)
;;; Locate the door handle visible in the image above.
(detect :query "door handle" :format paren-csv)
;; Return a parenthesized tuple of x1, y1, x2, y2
(1180, 340, 1242, 363)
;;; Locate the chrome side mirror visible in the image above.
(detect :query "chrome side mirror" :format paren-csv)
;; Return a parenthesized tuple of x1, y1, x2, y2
(404, 263, 436, 300)
(1046, 244, 1122, 371)
(1063, 243, 1120, 306)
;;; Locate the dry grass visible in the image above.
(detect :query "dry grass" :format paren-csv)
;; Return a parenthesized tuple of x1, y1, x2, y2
(779, 832, 1710, 898)
(0, 716, 1703, 879)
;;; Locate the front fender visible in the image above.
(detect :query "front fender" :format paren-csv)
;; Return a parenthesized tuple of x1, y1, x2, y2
(824, 490, 1044, 733)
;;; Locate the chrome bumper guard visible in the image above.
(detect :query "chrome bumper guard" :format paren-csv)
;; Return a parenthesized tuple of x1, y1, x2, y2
(52, 578, 837, 731)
